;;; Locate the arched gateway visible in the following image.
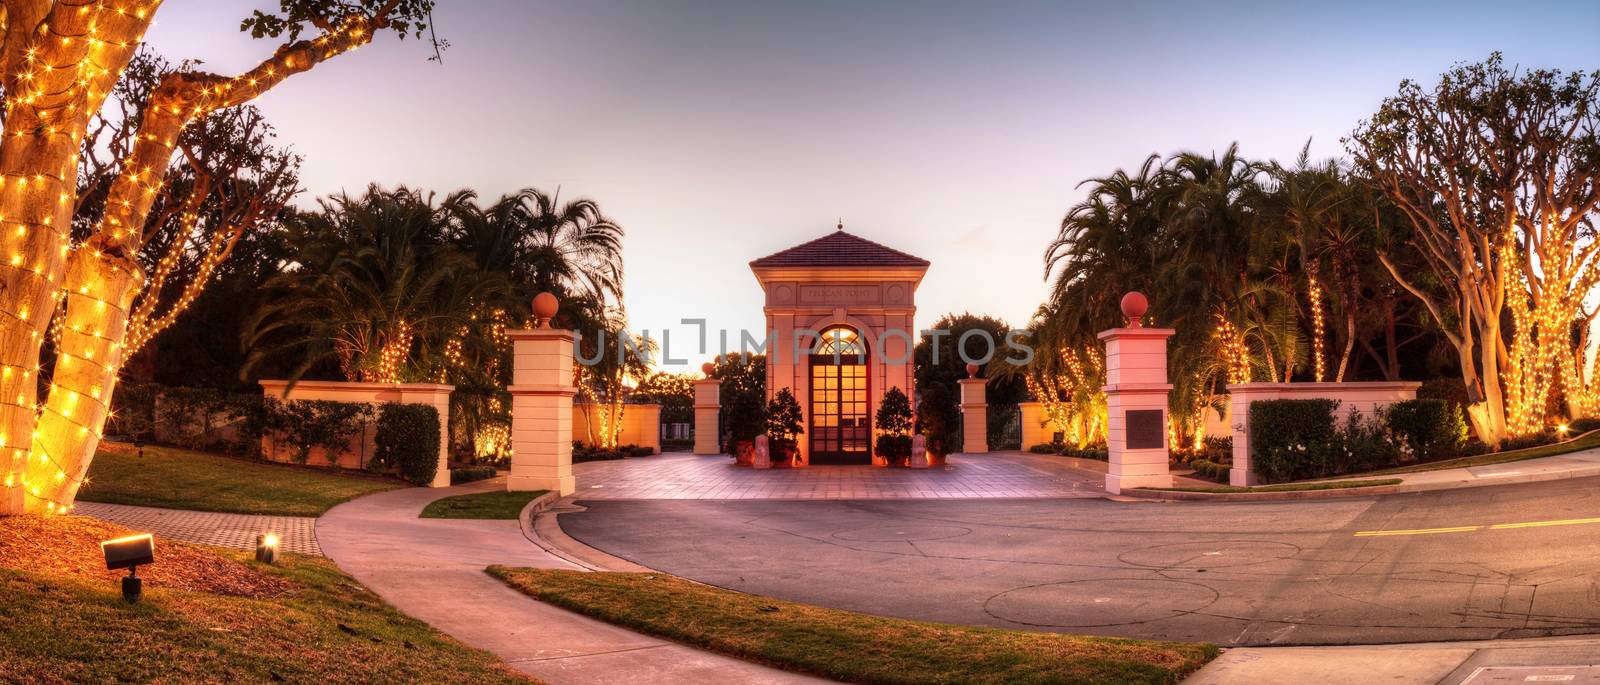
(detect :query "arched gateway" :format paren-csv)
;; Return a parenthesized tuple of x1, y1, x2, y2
(750, 227, 929, 465)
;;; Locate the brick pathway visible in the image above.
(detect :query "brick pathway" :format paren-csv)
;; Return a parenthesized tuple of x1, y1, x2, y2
(76, 502, 322, 556)
(572, 450, 1107, 500)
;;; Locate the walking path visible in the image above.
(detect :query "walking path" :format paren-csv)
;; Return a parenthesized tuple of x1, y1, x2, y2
(315, 477, 829, 685)
(75, 501, 322, 555)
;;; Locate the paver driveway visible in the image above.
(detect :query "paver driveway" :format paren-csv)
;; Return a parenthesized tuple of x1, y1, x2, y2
(572, 450, 1108, 499)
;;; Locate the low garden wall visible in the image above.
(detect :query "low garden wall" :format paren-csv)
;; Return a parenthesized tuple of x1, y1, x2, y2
(573, 402, 660, 453)
(259, 381, 454, 488)
(1227, 381, 1420, 486)
(1019, 402, 1064, 449)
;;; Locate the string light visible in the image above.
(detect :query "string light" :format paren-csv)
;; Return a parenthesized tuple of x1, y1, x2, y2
(1307, 275, 1327, 382)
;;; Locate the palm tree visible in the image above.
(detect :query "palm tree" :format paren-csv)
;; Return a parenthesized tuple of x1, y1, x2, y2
(458, 187, 625, 308)
(241, 186, 509, 384)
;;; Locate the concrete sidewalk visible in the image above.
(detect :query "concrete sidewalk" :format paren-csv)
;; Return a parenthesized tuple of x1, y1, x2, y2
(316, 478, 829, 685)
(1187, 635, 1600, 684)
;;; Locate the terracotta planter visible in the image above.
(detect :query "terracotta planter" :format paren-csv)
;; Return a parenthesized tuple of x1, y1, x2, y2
(732, 440, 755, 467)
(928, 452, 947, 467)
(871, 454, 888, 467)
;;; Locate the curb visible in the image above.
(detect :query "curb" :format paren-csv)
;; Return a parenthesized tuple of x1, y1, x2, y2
(517, 496, 653, 573)
(1123, 462, 1600, 502)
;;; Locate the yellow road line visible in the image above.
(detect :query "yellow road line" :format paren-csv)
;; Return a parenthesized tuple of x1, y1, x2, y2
(1488, 516, 1600, 530)
(1354, 525, 1481, 537)
(1356, 516, 1600, 536)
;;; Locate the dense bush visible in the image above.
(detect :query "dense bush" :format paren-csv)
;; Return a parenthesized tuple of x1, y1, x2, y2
(875, 387, 915, 464)
(372, 404, 441, 486)
(626, 445, 655, 457)
(1570, 417, 1600, 433)
(264, 397, 374, 465)
(1304, 410, 1401, 479)
(1384, 399, 1467, 460)
(1249, 399, 1338, 483)
(1189, 459, 1231, 483)
(916, 383, 962, 458)
(450, 465, 499, 485)
(765, 387, 804, 463)
(1025, 442, 1108, 460)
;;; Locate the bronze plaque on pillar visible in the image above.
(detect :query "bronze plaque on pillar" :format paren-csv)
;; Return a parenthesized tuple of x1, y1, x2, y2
(1126, 409, 1164, 450)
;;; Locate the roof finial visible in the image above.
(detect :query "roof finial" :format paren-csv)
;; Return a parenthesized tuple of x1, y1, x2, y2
(837, 218, 843, 231)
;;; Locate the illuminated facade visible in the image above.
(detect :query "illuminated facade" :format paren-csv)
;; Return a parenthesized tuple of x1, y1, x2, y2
(750, 227, 928, 465)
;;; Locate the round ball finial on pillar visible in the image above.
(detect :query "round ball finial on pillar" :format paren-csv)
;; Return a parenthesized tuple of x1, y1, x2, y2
(1120, 291, 1148, 328)
(701, 361, 715, 378)
(965, 363, 980, 379)
(532, 292, 559, 329)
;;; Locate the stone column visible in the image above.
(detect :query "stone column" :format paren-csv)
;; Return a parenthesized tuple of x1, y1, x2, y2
(1098, 292, 1174, 494)
(693, 362, 721, 455)
(959, 365, 988, 454)
(508, 294, 576, 496)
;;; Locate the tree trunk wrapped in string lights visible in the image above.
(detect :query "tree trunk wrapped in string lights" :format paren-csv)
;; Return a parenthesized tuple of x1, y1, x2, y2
(1, 0, 440, 515)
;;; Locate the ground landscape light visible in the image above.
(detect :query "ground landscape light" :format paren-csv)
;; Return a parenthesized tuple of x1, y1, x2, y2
(255, 532, 280, 564)
(100, 533, 155, 604)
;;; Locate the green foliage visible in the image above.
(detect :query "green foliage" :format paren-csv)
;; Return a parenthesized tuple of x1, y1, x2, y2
(1384, 399, 1467, 460)
(241, 0, 437, 43)
(765, 388, 804, 452)
(876, 387, 914, 436)
(1248, 399, 1338, 483)
(372, 403, 440, 486)
(261, 397, 373, 465)
(916, 382, 962, 457)
(1189, 459, 1231, 483)
(710, 353, 767, 446)
(634, 372, 696, 425)
(449, 466, 498, 485)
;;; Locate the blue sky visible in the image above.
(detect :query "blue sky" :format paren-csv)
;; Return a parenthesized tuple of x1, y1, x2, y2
(145, 0, 1600, 369)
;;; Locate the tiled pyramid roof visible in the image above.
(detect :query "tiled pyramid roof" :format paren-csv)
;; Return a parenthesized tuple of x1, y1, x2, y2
(749, 229, 930, 268)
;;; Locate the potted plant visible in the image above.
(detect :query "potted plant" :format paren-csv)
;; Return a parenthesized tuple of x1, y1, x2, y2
(874, 387, 914, 467)
(916, 384, 960, 467)
(724, 380, 766, 466)
(766, 387, 804, 467)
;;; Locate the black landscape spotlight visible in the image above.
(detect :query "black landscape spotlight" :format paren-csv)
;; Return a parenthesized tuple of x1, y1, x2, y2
(101, 533, 155, 604)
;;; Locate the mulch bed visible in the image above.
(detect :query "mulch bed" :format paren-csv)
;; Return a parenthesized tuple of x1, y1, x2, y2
(0, 514, 295, 598)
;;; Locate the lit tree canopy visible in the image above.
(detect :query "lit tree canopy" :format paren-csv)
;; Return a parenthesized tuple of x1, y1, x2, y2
(0, 0, 439, 515)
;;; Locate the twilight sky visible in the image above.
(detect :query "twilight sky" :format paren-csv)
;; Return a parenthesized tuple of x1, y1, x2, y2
(145, 0, 1600, 370)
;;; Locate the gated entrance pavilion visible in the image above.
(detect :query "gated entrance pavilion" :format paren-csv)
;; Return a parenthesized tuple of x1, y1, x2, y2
(749, 226, 929, 465)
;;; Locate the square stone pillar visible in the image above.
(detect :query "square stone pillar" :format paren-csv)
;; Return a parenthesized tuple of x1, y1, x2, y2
(1098, 321, 1175, 495)
(508, 328, 576, 496)
(693, 378, 721, 455)
(959, 378, 988, 454)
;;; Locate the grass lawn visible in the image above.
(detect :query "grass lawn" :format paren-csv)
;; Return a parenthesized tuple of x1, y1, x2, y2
(420, 490, 550, 520)
(488, 567, 1216, 685)
(1360, 429, 1600, 476)
(78, 441, 407, 517)
(0, 515, 538, 684)
(1143, 478, 1403, 494)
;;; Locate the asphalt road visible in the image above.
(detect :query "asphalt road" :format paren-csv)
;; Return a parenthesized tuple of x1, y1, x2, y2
(562, 477, 1600, 646)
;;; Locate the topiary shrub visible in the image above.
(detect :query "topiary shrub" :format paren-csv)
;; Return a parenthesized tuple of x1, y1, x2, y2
(765, 387, 805, 464)
(1189, 458, 1231, 483)
(874, 386, 914, 465)
(372, 403, 441, 486)
(1384, 399, 1468, 460)
(1249, 399, 1337, 483)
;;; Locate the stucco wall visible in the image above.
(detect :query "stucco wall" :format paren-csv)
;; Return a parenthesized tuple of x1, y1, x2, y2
(573, 402, 661, 453)
(1226, 381, 1421, 486)
(258, 380, 454, 487)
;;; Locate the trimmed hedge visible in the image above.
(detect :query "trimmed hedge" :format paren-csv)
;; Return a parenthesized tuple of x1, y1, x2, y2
(373, 404, 441, 486)
(1248, 399, 1337, 483)
(1385, 399, 1467, 459)
(450, 466, 499, 485)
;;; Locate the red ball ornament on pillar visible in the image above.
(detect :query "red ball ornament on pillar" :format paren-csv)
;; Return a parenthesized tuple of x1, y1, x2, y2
(966, 363, 980, 379)
(532, 292, 559, 329)
(701, 361, 715, 377)
(1120, 291, 1148, 328)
